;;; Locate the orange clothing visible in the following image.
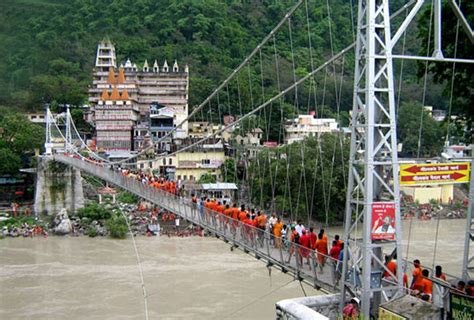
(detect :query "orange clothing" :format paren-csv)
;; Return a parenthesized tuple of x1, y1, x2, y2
(239, 211, 247, 222)
(422, 278, 433, 295)
(384, 260, 397, 278)
(217, 205, 225, 214)
(315, 239, 328, 255)
(273, 222, 284, 237)
(224, 208, 232, 217)
(256, 215, 266, 228)
(231, 208, 240, 220)
(412, 267, 424, 291)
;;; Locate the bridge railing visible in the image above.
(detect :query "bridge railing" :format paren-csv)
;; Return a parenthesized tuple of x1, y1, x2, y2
(54, 154, 339, 292)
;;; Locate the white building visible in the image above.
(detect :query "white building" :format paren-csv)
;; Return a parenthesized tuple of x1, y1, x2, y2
(285, 114, 339, 144)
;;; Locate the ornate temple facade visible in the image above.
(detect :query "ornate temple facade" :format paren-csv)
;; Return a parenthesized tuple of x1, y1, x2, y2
(88, 39, 189, 152)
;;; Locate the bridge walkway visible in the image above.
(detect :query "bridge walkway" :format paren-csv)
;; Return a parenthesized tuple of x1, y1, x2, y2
(53, 154, 339, 293)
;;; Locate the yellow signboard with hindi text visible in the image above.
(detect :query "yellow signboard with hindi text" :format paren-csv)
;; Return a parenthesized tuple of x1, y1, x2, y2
(399, 162, 470, 186)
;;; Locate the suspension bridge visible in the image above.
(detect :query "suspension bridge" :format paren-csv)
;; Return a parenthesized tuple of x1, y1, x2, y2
(39, 0, 473, 318)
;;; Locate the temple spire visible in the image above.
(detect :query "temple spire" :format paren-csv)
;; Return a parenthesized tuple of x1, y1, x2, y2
(107, 67, 115, 84)
(117, 67, 125, 84)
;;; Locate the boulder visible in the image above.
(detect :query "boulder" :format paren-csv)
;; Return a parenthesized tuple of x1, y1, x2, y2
(54, 208, 73, 235)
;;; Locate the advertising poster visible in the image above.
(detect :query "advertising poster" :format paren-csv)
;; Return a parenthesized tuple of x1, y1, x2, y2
(371, 202, 395, 241)
(378, 307, 407, 320)
(450, 291, 474, 320)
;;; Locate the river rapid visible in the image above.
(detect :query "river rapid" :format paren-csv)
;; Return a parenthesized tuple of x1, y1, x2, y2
(0, 218, 466, 319)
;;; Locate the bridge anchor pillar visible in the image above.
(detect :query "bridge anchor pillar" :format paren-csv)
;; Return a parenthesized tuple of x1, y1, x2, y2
(34, 157, 84, 215)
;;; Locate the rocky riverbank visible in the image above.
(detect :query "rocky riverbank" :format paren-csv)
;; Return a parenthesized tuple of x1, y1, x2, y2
(0, 201, 201, 239)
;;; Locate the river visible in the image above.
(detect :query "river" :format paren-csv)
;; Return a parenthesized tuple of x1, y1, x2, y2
(0, 219, 467, 319)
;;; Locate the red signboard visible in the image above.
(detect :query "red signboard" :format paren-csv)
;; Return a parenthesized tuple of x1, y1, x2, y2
(371, 202, 395, 241)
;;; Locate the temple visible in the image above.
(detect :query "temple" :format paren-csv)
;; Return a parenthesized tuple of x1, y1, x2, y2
(88, 39, 189, 153)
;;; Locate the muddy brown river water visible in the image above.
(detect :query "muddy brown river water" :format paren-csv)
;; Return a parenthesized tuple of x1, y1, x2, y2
(0, 219, 467, 319)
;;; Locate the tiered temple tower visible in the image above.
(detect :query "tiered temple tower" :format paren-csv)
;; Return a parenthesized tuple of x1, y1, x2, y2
(94, 68, 139, 151)
(89, 40, 190, 146)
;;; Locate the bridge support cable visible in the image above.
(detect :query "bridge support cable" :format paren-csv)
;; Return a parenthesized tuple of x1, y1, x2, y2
(120, 210, 150, 320)
(97, 0, 306, 166)
(53, 154, 340, 293)
(416, 1, 434, 159)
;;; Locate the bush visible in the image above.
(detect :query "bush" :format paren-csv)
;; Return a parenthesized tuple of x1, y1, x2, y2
(86, 225, 97, 238)
(77, 202, 111, 220)
(117, 191, 139, 204)
(106, 214, 128, 239)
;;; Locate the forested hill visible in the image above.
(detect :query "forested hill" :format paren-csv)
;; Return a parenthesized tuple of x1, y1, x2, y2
(2, 0, 329, 109)
(0, 0, 471, 127)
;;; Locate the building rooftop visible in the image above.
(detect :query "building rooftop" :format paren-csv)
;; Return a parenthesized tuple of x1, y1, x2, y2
(200, 183, 238, 191)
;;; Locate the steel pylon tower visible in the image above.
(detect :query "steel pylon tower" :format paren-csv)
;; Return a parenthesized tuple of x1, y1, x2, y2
(65, 107, 73, 152)
(340, 0, 403, 317)
(44, 107, 53, 155)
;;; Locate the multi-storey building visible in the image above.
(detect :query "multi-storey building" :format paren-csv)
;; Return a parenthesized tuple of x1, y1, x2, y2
(284, 113, 339, 144)
(137, 139, 227, 181)
(88, 39, 189, 145)
(94, 71, 139, 151)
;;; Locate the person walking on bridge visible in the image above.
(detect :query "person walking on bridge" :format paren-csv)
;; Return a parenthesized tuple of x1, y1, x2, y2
(273, 217, 284, 249)
(286, 226, 300, 265)
(410, 259, 424, 293)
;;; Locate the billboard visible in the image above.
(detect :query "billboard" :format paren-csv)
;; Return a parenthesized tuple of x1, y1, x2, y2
(400, 162, 470, 186)
(450, 292, 474, 320)
(371, 202, 395, 241)
(379, 307, 407, 320)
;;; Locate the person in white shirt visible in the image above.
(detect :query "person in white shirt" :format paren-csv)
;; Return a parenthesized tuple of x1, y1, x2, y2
(295, 220, 305, 236)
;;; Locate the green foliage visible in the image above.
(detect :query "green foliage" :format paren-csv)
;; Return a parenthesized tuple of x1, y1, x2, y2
(397, 101, 444, 157)
(0, 110, 44, 174)
(418, 2, 474, 133)
(247, 134, 349, 223)
(48, 160, 67, 173)
(106, 214, 128, 239)
(0, 215, 42, 229)
(221, 158, 237, 183)
(117, 191, 139, 204)
(0, 149, 22, 175)
(86, 225, 97, 238)
(199, 173, 216, 184)
(77, 202, 111, 220)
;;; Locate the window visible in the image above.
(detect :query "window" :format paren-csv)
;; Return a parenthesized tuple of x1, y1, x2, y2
(202, 159, 210, 164)
(190, 175, 194, 181)
(162, 159, 166, 165)
(183, 175, 187, 180)
(169, 159, 172, 165)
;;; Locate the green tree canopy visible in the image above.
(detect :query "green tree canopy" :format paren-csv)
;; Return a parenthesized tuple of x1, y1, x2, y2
(397, 101, 444, 157)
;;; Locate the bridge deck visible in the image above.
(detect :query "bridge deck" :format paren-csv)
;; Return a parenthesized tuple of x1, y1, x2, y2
(53, 154, 339, 293)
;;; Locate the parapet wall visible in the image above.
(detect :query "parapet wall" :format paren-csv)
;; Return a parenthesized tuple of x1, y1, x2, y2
(34, 157, 84, 215)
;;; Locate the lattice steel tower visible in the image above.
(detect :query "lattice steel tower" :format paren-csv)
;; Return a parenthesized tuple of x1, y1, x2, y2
(341, 0, 403, 317)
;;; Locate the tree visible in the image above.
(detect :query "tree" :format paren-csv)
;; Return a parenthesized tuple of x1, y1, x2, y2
(0, 110, 44, 174)
(397, 101, 444, 157)
(199, 173, 216, 183)
(418, 2, 474, 135)
(0, 148, 22, 175)
(221, 158, 237, 183)
(247, 134, 349, 223)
